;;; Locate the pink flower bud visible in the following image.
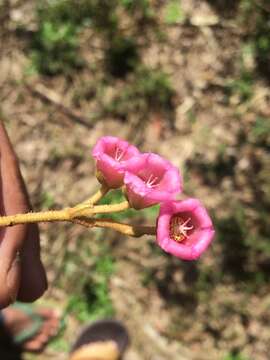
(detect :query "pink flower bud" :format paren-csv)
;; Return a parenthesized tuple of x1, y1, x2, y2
(157, 198, 214, 260)
(124, 153, 182, 209)
(92, 136, 143, 188)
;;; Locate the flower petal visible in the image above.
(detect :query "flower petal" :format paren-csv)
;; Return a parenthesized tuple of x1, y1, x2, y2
(193, 202, 214, 229)
(156, 199, 215, 260)
(158, 166, 183, 194)
(124, 153, 182, 209)
(92, 136, 141, 188)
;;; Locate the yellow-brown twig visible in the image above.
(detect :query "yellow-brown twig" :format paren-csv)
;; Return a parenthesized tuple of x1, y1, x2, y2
(0, 201, 130, 227)
(82, 184, 109, 205)
(73, 217, 156, 237)
(0, 209, 70, 227)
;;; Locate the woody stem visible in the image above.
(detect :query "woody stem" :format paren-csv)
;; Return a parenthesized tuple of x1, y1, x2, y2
(0, 201, 130, 227)
(73, 218, 156, 237)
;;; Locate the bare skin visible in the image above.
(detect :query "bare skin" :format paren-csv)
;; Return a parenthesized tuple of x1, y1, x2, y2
(0, 120, 47, 307)
(0, 120, 62, 351)
(2, 307, 60, 352)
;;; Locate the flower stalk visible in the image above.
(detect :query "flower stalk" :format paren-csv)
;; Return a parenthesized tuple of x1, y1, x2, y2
(0, 201, 130, 226)
(73, 218, 156, 237)
(0, 209, 71, 227)
(82, 184, 109, 205)
(70, 201, 130, 218)
(0, 187, 155, 238)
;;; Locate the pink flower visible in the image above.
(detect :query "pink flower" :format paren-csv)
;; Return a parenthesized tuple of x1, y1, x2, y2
(92, 136, 143, 188)
(157, 198, 214, 260)
(124, 153, 182, 209)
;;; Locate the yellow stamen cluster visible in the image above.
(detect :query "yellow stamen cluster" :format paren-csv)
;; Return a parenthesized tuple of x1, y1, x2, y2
(169, 215, 193, 242)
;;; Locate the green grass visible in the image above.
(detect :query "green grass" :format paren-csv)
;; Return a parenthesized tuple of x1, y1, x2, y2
(29, 0, 97, 75)
(31, 20, 82, 75)
(48, 336, 70, 353)
(106, 66, 175, 117)
(36, 0, 94, 27)
(66, 247, 115, 323)
(216, 200, 270, 287)
(39, 191, 55, 209)
(240, 0, 270, 78)
(120, 0, 153, 18)
(164, 0, 185, 24)
(251, 116, 270, 146)
(105, 36, 139, 78)
(223, 353, 249, 360)
(47, 250, 115, 353)
(225, 70, 254, 103)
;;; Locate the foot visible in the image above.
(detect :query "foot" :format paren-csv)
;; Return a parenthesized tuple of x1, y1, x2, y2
(2, 306, 60, 352)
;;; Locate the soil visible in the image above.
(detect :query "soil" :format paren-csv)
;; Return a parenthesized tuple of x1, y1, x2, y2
(1, 1, 270, 359)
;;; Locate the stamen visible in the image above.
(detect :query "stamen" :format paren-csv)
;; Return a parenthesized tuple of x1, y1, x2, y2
(146, 174, 159, 188)
(170, 216, 193, 242)
(115, 147, 125, 161)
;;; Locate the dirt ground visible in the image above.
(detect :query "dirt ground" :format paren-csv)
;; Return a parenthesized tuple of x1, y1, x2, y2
(1, 1, 270, 359)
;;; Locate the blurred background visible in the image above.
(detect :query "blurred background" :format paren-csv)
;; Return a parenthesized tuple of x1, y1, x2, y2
(0, 0, 270, 359)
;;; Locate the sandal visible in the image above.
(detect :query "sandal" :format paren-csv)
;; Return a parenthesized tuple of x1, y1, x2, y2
(70, 319, 129, 360)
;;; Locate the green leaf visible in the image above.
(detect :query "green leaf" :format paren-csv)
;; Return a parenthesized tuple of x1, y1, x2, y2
(164, 0, 185, 24)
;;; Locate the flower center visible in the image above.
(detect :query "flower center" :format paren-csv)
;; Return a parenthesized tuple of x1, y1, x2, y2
(170, 216, 193, 242)
(114, 147, 125, 162)
(145, 174, 159, 188)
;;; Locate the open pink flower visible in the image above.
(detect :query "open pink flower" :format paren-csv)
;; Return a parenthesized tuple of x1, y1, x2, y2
(157, 199, 214, 260)
(124, 153, 182, 209)
(92, 136, 143, 188)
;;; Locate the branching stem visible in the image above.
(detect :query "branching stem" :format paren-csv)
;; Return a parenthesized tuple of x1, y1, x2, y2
(82, 184, 109, 205)
(73, 218, 156, 237)
(0, 200, 130, 227)
(0, 186, 156, 238)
